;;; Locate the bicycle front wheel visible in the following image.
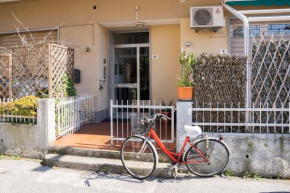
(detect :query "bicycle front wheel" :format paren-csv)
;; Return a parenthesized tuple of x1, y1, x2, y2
(121, 136, 157, 180)
(185, 139, 229, 177)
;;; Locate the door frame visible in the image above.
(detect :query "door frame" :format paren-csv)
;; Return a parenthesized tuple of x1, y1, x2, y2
(113, 44, 150, 102)
(108, 29, 151, 116)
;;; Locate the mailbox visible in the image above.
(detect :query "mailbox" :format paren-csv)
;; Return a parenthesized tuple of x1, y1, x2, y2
(74, 69, 80, 83)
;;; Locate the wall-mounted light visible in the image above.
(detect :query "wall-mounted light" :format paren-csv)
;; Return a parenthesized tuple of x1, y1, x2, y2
(180, 0, 186, 3)
(99, 79, 105, 89)
(186, 41, 191, 47)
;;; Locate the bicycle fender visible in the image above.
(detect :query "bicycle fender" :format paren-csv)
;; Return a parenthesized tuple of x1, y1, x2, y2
(182, 137, 229, 162)
(139, 136, 159, 167)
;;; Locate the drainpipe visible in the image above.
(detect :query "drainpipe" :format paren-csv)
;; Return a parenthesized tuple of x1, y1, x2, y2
(222, 1, 251, 127)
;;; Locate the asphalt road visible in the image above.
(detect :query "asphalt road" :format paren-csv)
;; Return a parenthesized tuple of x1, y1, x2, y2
(0, 158, 289, 193)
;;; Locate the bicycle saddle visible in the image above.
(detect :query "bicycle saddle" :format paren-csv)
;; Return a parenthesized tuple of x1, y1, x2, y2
(184, 125, 202, 138)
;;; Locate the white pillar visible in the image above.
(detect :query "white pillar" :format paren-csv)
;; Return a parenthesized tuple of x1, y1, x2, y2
(37, 98, 56, 146)
(176, 101, 193, 152)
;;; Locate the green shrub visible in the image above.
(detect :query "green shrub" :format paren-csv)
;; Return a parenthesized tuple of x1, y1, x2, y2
(0, 95, 38, 117)
(177, 51, 195, 87)
(61, 74, 77, 97)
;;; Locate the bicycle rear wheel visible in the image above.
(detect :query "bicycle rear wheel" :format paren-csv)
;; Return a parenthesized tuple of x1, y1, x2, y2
(185, 139, 229, 177)
(121, 136, 157, 180)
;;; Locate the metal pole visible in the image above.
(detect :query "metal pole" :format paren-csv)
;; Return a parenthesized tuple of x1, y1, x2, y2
(110, 100, 114, 147)
(223, 2, 251, 127)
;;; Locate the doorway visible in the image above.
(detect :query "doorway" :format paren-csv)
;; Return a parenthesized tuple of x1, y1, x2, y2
(110, 30, 150, 106)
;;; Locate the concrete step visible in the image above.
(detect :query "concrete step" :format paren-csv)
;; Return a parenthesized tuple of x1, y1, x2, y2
(43, 154, 176, 178)
(48, 146, 171, 163)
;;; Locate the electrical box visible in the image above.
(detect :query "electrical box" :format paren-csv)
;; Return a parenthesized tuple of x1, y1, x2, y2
(74, 69, 80, 83)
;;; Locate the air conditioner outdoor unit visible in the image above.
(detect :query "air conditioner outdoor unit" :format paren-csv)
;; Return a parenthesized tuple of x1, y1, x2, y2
(190, 6, 225, 31)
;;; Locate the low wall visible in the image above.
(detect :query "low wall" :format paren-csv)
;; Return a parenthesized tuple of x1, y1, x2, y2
(224, 133, 290, 179)
(0, 99, 56, 158)
(177, 101, 290, 179)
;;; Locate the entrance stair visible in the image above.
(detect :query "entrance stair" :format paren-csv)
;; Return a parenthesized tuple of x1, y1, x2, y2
(44, 146, 188, 178)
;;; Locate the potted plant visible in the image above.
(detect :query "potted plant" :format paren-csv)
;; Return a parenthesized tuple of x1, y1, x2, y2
(159, 98, 173, 123)
(177, 51, 195, 100)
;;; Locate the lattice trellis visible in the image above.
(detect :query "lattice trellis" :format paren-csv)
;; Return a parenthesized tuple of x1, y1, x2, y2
(0, 43, 74, 99)
(251, 35, 290, 108)
(194, 54, 247, 107)
(0, 54, 12, 99)
(50, 44, 74, 98)
(12, 44, 50, 98)
(251, 35, 290, 132)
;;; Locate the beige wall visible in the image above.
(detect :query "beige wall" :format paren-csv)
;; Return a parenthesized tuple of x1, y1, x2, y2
(151, 25, 181, 104)
(59, 24, 108, 112)
(96, 24, 109, 111)
(180, 18, 228, 55)
(0, 0, 224, 31)
(60, 25, 98, 111)
(0, 0, 260, 119)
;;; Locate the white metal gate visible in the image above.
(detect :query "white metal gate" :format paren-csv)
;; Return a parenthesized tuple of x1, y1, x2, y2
(56, 94, 94, 137)
(110, 100, 175, 146)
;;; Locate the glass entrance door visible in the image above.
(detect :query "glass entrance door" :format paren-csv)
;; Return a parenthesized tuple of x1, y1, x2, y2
(114, 46, 150, 105)
(114, 47, 138, 104)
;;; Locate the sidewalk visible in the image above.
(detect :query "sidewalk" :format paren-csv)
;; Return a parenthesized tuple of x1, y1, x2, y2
(0, 158, 289, 193)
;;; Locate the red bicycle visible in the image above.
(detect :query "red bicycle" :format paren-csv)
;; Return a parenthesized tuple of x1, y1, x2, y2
(121, 113, 230, 180)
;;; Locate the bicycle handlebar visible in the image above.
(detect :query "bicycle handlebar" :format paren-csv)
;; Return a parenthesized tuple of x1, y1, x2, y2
(144, 113, 172, 123)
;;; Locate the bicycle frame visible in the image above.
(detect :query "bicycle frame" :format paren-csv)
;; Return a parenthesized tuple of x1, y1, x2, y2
(147, 127, 209, 164)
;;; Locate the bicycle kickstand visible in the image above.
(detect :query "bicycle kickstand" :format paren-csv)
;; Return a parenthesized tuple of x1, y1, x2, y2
(166, 163, 179, 180)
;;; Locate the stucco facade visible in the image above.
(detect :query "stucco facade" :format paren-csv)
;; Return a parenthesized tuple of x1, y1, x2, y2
(0, 0, 285, 121)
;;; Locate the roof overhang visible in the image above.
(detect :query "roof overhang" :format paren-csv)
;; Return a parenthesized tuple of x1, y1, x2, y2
(0, 0, 20, 3)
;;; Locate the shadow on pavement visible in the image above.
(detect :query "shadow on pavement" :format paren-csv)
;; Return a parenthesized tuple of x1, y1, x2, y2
(79, 171, 145, 186)
(79, 171, 219, 186)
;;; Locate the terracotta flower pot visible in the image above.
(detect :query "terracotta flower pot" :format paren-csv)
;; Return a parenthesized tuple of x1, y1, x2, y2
(178, 87, 193, 100)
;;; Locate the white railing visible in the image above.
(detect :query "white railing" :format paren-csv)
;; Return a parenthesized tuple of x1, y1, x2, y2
(192, 102, 290, 134)
(110, 100, 175, 146)
(0, 98, 37, 124)
(56, 94, 94, 137)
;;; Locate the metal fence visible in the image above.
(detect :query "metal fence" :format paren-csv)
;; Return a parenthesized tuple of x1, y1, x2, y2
(56, 94, 94, 137)
(192, 102, 290, 134)
(110, 100, 175, 146)
(0, 98, 37, 124)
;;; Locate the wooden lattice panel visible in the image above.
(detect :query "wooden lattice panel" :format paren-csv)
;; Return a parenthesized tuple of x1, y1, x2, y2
(251, 35, 290, 108)
(0, 44, 74, 99)
(0, 54, 12, 99)
(50, 44, 74, 98)
(11, 45, 50, 98)
(251, 35, 290, 131)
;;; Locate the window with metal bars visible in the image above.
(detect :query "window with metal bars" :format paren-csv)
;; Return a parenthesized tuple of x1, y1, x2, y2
(267, 24, 290, 34)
